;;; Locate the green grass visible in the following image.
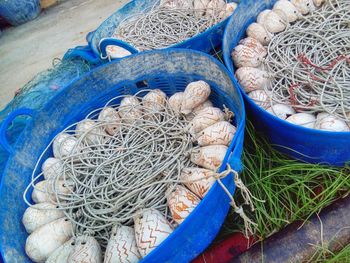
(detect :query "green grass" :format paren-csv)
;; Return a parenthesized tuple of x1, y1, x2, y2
(325, 244, 350, 263)
(219, 122, 350, 245)
(308, 243, 350, 263)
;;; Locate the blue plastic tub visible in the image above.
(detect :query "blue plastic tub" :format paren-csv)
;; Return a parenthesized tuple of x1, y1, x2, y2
(0, 0, 40, 26)
(222, 0, 350, 166)
(0, 49, 245, 263)
(65, 0, 239, 64)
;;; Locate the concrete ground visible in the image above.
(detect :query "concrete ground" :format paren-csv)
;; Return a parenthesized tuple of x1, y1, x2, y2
(0, 0, 128, 109)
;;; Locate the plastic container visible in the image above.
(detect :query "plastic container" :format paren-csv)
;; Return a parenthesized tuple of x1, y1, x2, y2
(66, 0, 239, 64)
(0, 0, 41, 26)
(0, 49, 245, 263)
(222, 0, 350, 166)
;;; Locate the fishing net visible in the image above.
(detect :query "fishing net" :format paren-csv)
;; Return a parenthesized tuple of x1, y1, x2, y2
(0, 58, 92, 173)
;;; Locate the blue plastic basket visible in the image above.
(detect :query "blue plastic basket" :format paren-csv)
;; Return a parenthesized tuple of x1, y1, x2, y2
(0, 0, 40, 26)
(0, 49, 245, 263)
(65, 0, 239, 64)
(222, 0, 350, 166)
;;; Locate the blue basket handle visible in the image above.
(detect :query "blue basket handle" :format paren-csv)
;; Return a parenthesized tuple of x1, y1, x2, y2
(86, 30, 95, 43)
(229, 147, 243, 173)
(99, 38, 138, 60)
(228, 124, 245, 172)
(63, 45, 101, 65)
(0, 108, 34, 155)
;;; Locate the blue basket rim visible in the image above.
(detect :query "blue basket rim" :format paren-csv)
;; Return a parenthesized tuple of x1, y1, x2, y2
(0, 48, 246, 180)
(1, 48, 246, 162)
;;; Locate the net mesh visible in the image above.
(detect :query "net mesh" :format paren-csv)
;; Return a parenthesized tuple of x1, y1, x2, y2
(0, 58, 92, 172)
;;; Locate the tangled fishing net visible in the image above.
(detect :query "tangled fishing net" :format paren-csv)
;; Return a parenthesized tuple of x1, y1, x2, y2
(265, 0, 350, 122)
(114, 0, 233, 51)
(24, 90, 195, 248)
